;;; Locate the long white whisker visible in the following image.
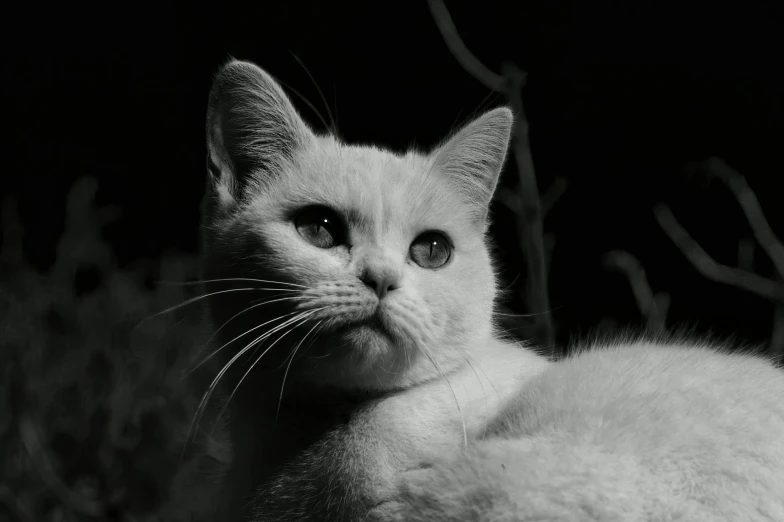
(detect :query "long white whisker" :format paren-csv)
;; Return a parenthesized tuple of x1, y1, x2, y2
(461, 352, 500, 436)
(207, 295, 307, 345)
(156, 277, 307, 289)
(463, 351, 500, 400)
(276, 320, 323, 421)
(137, 287, 290, 330)
(215, 311, 323, 432)
(184, 308, 306, 378)
(289, 51, 337, 134)
(185, 295, 309, 375)
(420, 345, 467, 448)
(185, 311, 319, 450)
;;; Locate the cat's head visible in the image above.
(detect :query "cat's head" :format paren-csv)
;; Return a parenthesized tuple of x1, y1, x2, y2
(200, 59, 513, 392)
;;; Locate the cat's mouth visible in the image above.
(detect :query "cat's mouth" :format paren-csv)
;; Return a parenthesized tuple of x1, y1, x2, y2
(338, 312, 392, 338)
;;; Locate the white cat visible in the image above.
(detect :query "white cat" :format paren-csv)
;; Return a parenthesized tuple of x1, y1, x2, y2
(198, 59, 784, 521)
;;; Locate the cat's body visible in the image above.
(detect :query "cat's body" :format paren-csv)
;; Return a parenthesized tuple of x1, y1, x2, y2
(398, 340, 784, 521)
(198, 59, 784, 522)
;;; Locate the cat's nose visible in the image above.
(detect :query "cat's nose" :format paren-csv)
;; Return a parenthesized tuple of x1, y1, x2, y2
(360, 270, 400, 299)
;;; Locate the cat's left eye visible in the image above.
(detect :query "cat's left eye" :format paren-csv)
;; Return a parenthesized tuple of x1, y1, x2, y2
(410, 232, 452, 269)
(295, 206, 344, 249)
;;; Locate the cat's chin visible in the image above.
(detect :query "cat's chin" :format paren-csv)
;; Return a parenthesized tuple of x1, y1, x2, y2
(315, 319, 401, 364)
(293, 318, 423, 391)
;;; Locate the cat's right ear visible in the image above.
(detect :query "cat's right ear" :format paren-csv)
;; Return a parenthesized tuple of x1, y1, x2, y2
(205, 59, 314, 209)
(430, 107, 514, 224)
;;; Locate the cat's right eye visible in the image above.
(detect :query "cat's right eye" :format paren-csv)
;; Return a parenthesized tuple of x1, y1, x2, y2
(294, 206, 344, 249)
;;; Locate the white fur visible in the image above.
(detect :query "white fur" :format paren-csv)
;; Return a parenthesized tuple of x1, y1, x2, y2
(395, 341, 784, 521)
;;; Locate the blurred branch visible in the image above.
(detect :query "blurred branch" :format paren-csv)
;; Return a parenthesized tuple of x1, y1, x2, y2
(702, 157, 784, 279)
(772, 291, 784, 364)
(497, 176, 568, 218)
(540, 177, 569, 217)
(737, 238, 755, 272)
(544, 234, 556, 272)
(501, 62, 553, 346)
(19, 414, 106, 518)
(604, 250, 669, 332)
(0, 485, 34, 522)
(426, 0, 505, 91)
(428, 0, 554, 347)
(654, 204, 784, 303)
(671, 157, 784, 362)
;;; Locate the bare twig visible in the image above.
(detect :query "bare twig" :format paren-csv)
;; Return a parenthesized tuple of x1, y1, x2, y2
(540, 177, 569, 217)
(603, 250, 669, 331)
(544, 233, 556, 274)
(654, 204, 784, 302)
(772, 292, 784, 364)
(502, 61, 553, 346)
(426, 0, 505, 91)
(737, 238, 755, 272)
(428, 0, 554, 346)
(495, 187, 521, 214)
(702, 157, 784, 278)
(497, 176, 568, 218)
(19, 414, 106, 518)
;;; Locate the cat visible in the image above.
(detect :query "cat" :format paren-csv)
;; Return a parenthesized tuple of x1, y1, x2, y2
(198, 58, 784, 521)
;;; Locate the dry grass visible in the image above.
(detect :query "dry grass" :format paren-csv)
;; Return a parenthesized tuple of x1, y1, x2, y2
(1, 178, 227, 521)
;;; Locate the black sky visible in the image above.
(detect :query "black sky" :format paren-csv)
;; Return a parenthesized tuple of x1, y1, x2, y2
(4, 0, 784, 345)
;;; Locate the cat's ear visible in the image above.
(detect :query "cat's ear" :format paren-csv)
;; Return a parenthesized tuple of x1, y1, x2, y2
(430, 107, 513, 222)
(205, 59, 314, 206)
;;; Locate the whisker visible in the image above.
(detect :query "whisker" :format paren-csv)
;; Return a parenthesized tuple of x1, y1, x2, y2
(492, 311, 533, 318)
(289, 51, 337, 134)
(462, 355, 492, 437)
(274, 319, 325, 371)
(420, 346, 468, 448)
(184, 311, 319, 451)
(183, 296, 310, 378)
(278, 78, 331, 133)
(156, 277, 307, 289)
(184, 308, 307, 378)
(136, 287, 288, 330)
(493, 306, 564, 319)
(463, 351, 501, 400)
(276, 320, 323, 420)
(209, 295, 308, 345)
(215, 310, 323, 431)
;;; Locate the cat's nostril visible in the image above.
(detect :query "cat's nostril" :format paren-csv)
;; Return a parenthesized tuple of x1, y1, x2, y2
(361, 273, 398, 299)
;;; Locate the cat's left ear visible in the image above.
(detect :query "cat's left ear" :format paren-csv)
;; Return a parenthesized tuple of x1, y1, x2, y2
(205, 59, 315, 208)
(430, 107, 513, 223)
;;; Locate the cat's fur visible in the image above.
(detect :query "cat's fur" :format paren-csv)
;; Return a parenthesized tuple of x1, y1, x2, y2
(199, 59, 784, 521)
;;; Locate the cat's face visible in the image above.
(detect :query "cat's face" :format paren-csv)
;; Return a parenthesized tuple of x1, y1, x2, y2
(200, 60, 512, 392)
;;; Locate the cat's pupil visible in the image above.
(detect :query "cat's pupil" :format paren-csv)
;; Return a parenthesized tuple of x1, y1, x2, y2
(295, 206, 343, 249)
(410, 232, 451, 269)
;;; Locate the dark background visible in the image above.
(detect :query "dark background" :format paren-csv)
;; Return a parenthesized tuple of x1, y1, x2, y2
(4, 0, 784, 347)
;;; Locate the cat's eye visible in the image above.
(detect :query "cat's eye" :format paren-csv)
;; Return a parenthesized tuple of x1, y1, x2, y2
(410, 232, 452, 269)
(294, 206, 344, 249)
